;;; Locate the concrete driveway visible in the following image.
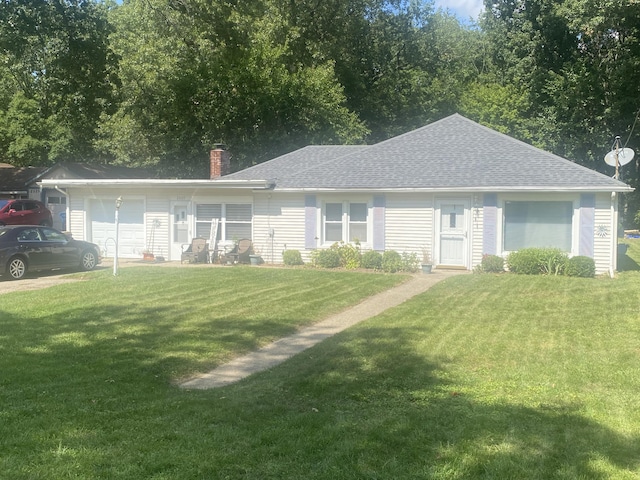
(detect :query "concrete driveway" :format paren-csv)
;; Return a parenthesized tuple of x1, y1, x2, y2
(0, 270, 83, 294)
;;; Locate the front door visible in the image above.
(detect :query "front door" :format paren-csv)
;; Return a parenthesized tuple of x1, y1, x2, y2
(170, 203, 189, 260)
(436, 199, 470, 268)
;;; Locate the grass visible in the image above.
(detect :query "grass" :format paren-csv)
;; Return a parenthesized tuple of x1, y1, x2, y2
(1, 249, 640, 479)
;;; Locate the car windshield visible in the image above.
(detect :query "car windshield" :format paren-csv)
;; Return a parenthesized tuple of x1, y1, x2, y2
(0, 200, 9, 209)
(0, 228, 8, 237)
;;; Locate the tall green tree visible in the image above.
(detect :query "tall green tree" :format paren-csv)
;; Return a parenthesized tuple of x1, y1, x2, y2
(0, 0, 118, 166)
(100, 0, 369, 176)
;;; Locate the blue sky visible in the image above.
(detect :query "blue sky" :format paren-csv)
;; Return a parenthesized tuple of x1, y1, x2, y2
(433, 0, 484, 22)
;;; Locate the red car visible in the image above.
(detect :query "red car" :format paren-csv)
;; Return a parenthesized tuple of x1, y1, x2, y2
(0, 225, 101, 280)
(0, 199, 53, 227)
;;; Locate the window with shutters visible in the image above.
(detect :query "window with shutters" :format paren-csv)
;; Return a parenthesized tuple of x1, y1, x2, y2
(323, 201, 369, 244)
(503, 201, 573, 251)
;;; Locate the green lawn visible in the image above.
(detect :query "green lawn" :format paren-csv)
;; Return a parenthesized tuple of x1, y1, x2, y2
(2, 252, 640, 479)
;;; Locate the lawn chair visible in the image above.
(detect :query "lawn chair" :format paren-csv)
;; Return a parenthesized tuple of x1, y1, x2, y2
(181, 237, 208, 264)
(222, 238, 253, 264)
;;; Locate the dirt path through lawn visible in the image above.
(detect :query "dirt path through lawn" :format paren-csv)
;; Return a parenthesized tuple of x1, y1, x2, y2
(181, 269, 466, 389)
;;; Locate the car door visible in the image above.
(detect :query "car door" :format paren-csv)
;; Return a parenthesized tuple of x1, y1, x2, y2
(5, 201, 25, 225)
(15, 227, 51, 268)
(39, 227, 78, 268)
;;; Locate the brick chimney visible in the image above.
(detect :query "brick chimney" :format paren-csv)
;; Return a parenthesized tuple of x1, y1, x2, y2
(209, 145, 230, 179)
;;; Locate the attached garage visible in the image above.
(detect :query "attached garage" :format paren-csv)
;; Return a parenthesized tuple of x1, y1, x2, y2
(89, 199, 145, 258)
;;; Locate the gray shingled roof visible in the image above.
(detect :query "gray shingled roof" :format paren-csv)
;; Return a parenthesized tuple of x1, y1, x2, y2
(225, 114, 632, 192)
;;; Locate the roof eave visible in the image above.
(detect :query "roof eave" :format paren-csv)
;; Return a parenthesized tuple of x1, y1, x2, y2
(271, 185, 635, 194)
(39, 178, 274, 190)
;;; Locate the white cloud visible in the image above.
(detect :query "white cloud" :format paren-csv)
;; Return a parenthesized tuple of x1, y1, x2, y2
(433, 0, 484, 21)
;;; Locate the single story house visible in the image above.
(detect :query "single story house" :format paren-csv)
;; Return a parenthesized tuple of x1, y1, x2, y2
(40, 114, 633, 275)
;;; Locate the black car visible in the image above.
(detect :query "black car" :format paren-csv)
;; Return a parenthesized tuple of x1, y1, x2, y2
(0, 225, 102, 280)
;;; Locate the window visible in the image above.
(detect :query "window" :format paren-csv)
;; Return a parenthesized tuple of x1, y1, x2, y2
(47, 196, 66, 205)
(325, 203, 343, 242)
(349, 203, 368, 242)
(503, 201, 573, 251)
(324, 202, 368, 243)
(40, 227, 67, 242)
(225, 204, 252, 240)
(195, 203, 252, 241)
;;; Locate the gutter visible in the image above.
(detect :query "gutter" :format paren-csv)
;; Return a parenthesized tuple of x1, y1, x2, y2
(39, 178, 273, 190)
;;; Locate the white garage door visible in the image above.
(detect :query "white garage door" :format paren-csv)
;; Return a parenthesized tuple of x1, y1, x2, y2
(90, 199, 145, 258)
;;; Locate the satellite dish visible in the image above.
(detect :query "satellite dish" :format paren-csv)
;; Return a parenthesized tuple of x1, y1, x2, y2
(604, 147, 635, 167)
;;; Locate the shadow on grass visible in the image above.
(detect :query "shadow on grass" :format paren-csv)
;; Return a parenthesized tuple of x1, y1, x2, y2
(617, 253, 640, 271)
(239, 322, 640, 479)
(2, 276, 639, 478)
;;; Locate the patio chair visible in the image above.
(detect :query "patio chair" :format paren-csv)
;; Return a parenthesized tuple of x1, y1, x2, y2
(181, 237, 209, 264)
(222, 238, 253, 264)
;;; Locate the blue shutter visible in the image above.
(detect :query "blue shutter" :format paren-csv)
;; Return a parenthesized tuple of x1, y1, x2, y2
(483, 193, 498, 255)
(372, 195, 386, 251)
(579, 194, 595, 257)
(304, 195, 317, 249)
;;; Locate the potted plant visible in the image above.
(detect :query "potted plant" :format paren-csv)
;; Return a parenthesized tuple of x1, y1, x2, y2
(421, 247, 433, 274)
(249, 246, 263, 265)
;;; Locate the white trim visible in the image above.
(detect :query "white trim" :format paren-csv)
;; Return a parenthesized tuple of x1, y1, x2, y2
(40, 179, 633, 194)
(40, 179, 272, 189)
(318, 196, 373, 248)
(496, 193, 579, 256)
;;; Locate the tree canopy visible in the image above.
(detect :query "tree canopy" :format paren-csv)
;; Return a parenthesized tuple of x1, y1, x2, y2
(1, 0, 639, 222)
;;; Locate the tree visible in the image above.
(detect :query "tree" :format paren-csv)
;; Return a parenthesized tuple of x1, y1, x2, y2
(100, 0, 369, 176)
(0, 0, 118, 165)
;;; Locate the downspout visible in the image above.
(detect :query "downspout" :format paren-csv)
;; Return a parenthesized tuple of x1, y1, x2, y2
(610, 192, 617, 278)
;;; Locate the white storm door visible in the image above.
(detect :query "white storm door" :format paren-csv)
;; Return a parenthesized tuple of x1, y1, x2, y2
(437, 200, 470, 267)
(171, 203, 189, 260)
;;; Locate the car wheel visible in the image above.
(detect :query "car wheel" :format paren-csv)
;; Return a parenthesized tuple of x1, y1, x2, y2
(81, 249, 98, 271)
(7, 256, 27, 280)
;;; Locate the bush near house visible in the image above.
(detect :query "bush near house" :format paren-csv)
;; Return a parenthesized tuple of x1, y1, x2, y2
(475, 254, 505, 273)
(505, 248, 596, 277)
(330, 241, 362, 269)
(311, 248, 341, 268)
(564, 255, 596, 277)
(282, 249, 304, 266)
(361, 250, 383, 270)
(381, 250, 403, 273)
(401, 251, 420, 273)
(311, 245, 418, 273)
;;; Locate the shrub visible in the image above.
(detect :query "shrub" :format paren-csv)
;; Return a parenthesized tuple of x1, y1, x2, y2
(282, 249, 304, 266)
(381, 250, 403, 273)
(330, 241, 362, 269)
(401, 251, 420, 273)
(507, 248, 568, 275)
(310, 248, 341, 268)
(564, 256, 596, 278)
(361, 250, 383, 270)
(476, 254, 505, 273)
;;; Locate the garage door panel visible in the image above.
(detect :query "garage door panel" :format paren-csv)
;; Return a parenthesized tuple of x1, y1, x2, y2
(90, 199, 145, 258)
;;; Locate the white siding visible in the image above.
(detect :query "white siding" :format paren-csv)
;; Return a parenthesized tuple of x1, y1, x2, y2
(594, 193, 614, 274)
(471, 198, 484, 269)
(60, 186, 619, 274)
(145, 196, 171, 259)
(253, 192, 306, 263)
(68, 194, 86, 241)
(385, 193, 434, 258)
